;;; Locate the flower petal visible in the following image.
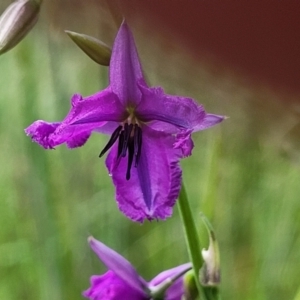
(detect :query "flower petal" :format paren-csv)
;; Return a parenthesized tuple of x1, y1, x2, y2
(25, 119, 103, 149)
(105, 126, 182, 222)
(83, 271, 145, 300)
(25, 120, 61, 149)
(67, 89, 125, 125)
(149, 263, 191, 287)
(25, 89, 125, 149)
(109, 22, 145, 106)
(88, 237, 147, 295)
(150, 263, 192, 300)
(137, 83, 207, 130)
(165, 277, 186, 300)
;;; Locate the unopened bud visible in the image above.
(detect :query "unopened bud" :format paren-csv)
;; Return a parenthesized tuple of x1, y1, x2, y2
(0, 0, 40, 55)
(65, 31, 111, 66)
(183, 270, 198, 300)
(199, 214, 221, 287)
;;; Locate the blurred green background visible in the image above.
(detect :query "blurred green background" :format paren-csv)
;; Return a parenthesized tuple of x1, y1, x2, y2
(0, 1, 300, 300)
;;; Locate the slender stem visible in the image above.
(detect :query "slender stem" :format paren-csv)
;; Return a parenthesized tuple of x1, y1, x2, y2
(178, 182, 206, 299)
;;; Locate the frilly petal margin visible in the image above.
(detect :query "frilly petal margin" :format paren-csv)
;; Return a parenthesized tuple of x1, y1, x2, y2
(173, 129, 194, 157)
(136, 83, 206, 130)
(25, 121, 61, 149)
(25, 89, 125, 149)
(25, 119, 103, 149)
(172, 114, 225, 157)
(88, 237, 147, 295)
(105, 126, 182, 222)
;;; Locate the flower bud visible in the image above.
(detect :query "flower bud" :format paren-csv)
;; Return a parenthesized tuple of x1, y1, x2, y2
(65, 31, 111, 66)
(0, 0, 40, 55)
(183, 269, 198, 300)
(199, 214, 221, 287)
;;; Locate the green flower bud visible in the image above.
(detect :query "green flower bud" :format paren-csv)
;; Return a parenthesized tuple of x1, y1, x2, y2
(183, 269, 199, 300)
(0, 0, 40, 55)
(65, 31, 111, 66)
(199, 214, 221, 287)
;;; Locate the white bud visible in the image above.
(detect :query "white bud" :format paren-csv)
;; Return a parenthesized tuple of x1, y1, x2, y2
(0, 0, 40, 55)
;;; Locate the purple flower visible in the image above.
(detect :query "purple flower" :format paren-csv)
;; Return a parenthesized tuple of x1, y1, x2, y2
(83, 237, 191, 300)
(25, 22, 224, 222)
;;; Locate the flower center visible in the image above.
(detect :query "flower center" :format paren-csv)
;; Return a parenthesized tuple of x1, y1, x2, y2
(99, 123, 142, 180)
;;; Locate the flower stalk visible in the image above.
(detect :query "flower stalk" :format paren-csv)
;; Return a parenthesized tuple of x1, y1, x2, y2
(178, 182, 205, 299)
(178, 183, 221, 300)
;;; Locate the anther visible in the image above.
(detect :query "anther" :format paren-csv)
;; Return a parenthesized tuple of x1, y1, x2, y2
(99, 125, 122, 157)
(126, 138, 134, 180)
(98, 123, 143, 180)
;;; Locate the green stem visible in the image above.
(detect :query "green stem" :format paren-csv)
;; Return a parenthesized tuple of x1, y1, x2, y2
(178, 182, 206, 299)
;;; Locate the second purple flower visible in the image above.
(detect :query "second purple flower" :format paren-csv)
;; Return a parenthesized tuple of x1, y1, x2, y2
(83, 237, 192, 300)
(25, 22, 224, 222)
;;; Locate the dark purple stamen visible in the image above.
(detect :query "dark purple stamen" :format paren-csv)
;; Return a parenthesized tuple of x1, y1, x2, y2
(126, 138, 135, 180)
(99, 123, 143, 180)
(121, 123, 133, 157)
(99, 125, 122, 157)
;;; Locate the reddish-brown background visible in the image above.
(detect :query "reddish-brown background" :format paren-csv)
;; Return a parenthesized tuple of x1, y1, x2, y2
(120, 0, 300, 95)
